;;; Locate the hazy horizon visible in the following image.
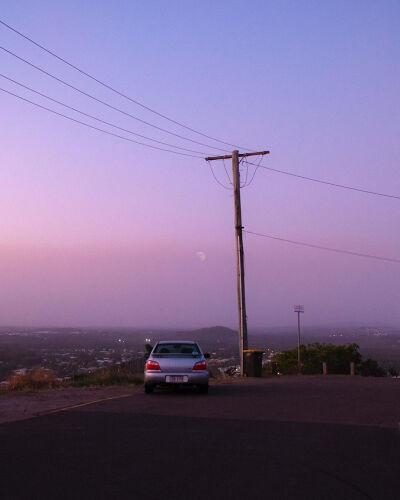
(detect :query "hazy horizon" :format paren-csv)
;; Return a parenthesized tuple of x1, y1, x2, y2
(1, 321, 399, 332)
(1, 1, 399, 329)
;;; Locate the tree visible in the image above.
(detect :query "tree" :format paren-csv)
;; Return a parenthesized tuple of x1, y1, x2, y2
(359, 359, 386, 377)
(273, 343, 364, 375)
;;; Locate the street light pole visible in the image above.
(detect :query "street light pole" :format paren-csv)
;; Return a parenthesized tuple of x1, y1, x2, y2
(297, 311, 301, 374)
(294, 305, 304, 374)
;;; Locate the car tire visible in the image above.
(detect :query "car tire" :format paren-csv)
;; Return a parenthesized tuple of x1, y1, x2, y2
(198, 384, 209, 394)
(144, 384, 154, 394)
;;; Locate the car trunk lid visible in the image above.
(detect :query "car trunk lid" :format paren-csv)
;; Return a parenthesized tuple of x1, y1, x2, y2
(153, 354, 200, 373)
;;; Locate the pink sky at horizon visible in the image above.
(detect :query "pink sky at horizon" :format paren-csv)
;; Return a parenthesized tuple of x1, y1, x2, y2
(0, 1, 399, 328)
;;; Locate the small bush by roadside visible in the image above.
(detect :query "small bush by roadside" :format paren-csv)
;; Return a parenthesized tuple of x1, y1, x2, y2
(6, 367, 60, 391)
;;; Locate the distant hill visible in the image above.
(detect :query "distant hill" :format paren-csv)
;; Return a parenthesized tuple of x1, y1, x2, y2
(158, 326, 237, 345)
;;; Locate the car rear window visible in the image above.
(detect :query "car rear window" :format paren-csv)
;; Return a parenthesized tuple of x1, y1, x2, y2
(153, 343, 200, 354)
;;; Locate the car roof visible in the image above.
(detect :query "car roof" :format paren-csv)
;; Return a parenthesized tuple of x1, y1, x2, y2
(157, 340, 198, 344)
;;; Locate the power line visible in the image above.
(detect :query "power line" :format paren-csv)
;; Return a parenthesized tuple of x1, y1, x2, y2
(0, 19, 252, 151)
(244, 230, 400, 264)
(0, 73, 209, 156)
(0, 79, 247, 189)
(222, 159, 233, 185)
(0, 46, 230, 154)
(4, 25, 397, 201)
(242, 155, 263, 188)
(0, 86, 203, 158)
(241, 162, 249, 187)
(206, 160, 232, 190)
(246, 160, 400, 200)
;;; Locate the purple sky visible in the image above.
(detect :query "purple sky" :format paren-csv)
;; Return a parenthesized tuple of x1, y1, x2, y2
(0, 1, 399, 328)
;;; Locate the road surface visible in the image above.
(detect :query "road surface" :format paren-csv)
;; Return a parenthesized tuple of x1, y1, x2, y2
(1, 376, 399, 499)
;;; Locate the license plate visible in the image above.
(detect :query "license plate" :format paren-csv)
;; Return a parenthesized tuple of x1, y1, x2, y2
(165, 375, 188, 383)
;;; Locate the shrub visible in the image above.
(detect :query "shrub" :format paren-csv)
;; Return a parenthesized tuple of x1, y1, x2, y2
(273, 343, 363, 375)
(359, 359, 386, 377)
(262, 362, 278, 377)
(7, 367, 59, 391)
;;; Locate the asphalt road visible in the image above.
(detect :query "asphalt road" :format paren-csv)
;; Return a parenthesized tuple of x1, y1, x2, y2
(1, 377, 399, 500)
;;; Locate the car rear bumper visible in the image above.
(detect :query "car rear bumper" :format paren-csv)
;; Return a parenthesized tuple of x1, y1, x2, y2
(144, 371, 209, 386)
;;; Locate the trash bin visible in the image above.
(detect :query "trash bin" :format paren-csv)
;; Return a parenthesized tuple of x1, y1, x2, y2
(243, 349, 263, 377)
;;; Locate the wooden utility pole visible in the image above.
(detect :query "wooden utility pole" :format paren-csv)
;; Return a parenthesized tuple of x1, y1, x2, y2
(205, 150, 269, 375)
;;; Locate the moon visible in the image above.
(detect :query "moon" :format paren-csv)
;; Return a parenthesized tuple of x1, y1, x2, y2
(196, 251, 206, 262)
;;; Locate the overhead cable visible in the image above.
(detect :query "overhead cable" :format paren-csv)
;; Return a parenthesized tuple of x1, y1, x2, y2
(246, 161, 400, 200)
(0, 19, 251, 151)
(0, 87, 203, 158)
(222, 158, 233, 185)
(0, 73, 209, 155)
(242, 156, 263, 188)
(244, 230, 400, 264)
(206, 160, 232, 190)
(0, 46, 230, 153)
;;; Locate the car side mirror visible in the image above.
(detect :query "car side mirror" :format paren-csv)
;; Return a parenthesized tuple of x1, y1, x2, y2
(204, 353, 211, 359)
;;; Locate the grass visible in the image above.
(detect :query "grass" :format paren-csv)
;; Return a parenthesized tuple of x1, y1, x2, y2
(2, 366, 143, 392)
(70, 369, 143, 387)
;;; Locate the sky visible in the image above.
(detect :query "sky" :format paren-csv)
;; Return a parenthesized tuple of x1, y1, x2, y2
(0, 0, 399, 328)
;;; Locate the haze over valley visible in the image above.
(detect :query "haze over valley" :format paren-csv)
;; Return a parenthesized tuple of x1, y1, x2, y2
(1, 324, 399, 381)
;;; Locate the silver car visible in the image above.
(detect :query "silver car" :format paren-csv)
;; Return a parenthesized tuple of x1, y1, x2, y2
(144, 340, 210, 394)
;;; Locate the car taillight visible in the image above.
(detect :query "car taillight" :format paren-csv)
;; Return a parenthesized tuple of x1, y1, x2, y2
(146, 360, 161, 370)
(193, 360, 207, 370)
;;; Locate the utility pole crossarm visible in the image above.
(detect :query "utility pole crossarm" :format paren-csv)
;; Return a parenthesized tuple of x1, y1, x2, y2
(205, 150, 269, 161)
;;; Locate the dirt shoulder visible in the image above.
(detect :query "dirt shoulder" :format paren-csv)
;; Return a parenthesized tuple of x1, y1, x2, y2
(0, 385, 142, 424)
